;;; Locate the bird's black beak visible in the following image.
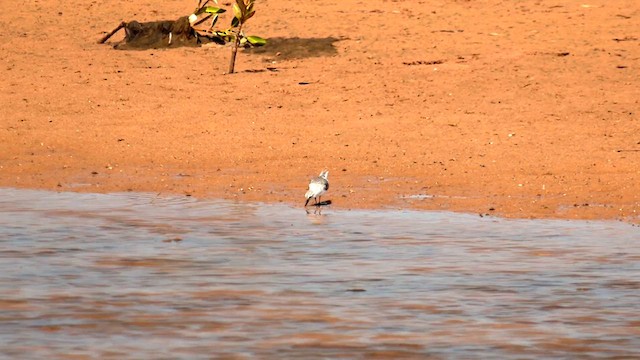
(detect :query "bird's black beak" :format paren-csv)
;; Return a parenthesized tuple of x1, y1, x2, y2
(304, 198, 310, 207)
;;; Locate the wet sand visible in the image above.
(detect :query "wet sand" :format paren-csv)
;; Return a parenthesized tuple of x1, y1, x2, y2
(1, 0, 639, 222)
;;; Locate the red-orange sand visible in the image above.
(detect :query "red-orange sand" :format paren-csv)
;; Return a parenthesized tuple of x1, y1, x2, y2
(1, 0, 639, 222)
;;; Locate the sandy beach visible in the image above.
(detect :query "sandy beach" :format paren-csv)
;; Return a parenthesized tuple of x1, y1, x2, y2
(1, 0, 638, 222)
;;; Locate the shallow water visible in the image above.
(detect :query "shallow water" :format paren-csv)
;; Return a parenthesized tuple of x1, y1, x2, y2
(1, 188, 638, 359)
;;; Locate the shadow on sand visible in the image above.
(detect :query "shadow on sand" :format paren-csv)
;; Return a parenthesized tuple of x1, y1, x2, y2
(246, 37, 341, 60)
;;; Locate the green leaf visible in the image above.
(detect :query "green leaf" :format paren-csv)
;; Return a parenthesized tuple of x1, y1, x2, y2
(204, 6, 226, 14)
(246, 35, 266, 46)
(232, 3, 243, 20)
(245, 10, 255, 20)
(210, 14, 219, 28)
(231, 16, 240, 27)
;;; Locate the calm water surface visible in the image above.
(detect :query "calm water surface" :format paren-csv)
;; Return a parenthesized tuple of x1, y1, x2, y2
(1, 188, 639, 359)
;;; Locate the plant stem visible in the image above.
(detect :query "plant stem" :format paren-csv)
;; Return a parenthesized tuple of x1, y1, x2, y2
(228, 22, 243, 74)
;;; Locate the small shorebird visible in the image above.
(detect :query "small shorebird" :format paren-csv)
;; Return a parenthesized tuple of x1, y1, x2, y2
(304, 170, 329, 206)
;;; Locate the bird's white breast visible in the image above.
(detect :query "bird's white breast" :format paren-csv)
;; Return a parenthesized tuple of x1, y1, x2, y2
(308, 182, 326, 197)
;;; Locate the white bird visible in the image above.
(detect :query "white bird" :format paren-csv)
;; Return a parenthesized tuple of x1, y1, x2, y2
(305, 170, 329, 206)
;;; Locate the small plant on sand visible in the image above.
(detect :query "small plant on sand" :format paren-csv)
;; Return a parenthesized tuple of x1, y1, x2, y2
(191, 0, 266, 74)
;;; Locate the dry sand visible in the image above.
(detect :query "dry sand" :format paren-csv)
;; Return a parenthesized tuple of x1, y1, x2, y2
(1, 0, 639, 222)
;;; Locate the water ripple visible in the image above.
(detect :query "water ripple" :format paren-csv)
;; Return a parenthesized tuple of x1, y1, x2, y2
(0, 188, 638, 359)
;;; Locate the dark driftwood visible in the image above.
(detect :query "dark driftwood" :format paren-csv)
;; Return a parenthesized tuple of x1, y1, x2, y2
(98, 15, 226, 50)
(98, 16, 220, 50)
(97, 21, 126, 44)
(97, 1, 237, 50)
(116, 17, 196, 50)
